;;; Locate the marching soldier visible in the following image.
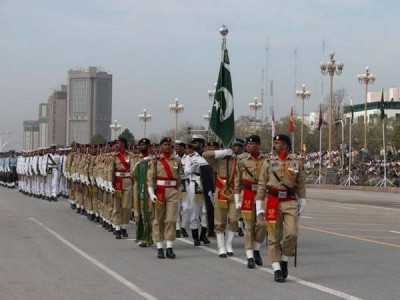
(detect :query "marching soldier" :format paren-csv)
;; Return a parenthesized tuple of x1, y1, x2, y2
(131, 138, 153, 247)
(109, 137, 133, 239)
(234, 135, 267, 268)
(147, 137, 182, 259)
(255, 134, 306, 282)
(202, 138, 244, 258)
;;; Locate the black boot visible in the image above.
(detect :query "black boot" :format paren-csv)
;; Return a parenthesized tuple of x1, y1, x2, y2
(181, 228, 189, 237)
(237, 227, 244, 237)
(200, 227, 210, 244)
(175, 229, 181, 238)
(115, 230, 122, 239)
(70, 203, 76, 210)
(76, 207, 81, 214)
(274, 270, 285, 282)
(166, 248, 176, 259)
(192, 229, 201, 246)
(254, 250, 263, 266)
(157, 248, 165, 259)
(247, 258, 256, 269)
(121, 229, 128, 238)
(280, 261, 288, 279)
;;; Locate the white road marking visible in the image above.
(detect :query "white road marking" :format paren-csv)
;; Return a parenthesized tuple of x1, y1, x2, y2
(390, 231, 400, 234)
(30, 218, 158, 300)
(328, 205, 355, 210)
(178, 238, 364, 300)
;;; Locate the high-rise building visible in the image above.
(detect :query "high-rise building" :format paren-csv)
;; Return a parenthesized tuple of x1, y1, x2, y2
(66, 67, 112, 145)
(38, 103, 48, 148)
(23, 120, 39, 150)
(48, 85, 67, 147)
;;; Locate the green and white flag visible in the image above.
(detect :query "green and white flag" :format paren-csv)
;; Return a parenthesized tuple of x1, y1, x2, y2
(209, 42, 234, 148)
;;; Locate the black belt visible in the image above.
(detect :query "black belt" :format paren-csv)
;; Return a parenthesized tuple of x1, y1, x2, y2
(267, 189, 296, 199)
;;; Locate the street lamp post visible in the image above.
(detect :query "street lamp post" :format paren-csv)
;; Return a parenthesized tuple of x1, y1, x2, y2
(138, 109, 152, 138)
(357, 66, 375, 150)
(296, 84, 311, 152)
(169, 98, 184, 141)
(109, 120, 122, 139)
(249, 97, 262, 133)
(203, 110, 211, 141)
(208, 83, 217, 101)
(334, 120, 345, 169)
(0, 132, 13, 151)
(320, 51, 344, 167)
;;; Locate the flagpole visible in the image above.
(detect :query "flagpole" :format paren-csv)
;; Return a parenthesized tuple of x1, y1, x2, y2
(342, 95, 356, 185)
(313, 127, 322, 184)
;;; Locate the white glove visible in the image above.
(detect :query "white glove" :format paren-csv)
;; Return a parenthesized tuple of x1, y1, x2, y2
(255, 200, 264, 221)
(298, 198, 307, 216)
(147, 187, 157, 203)
(80, 174, 85, 183)
(108, 182, 115, 194)
(214, 149, 233, 159)
(234, 194, 242, 209)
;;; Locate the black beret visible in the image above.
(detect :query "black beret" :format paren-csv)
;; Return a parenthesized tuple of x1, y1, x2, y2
(138, 138, 151, 145)
(159, 137, 172, 145)
(246, 135, 261, 144)
(274, 134, 291, 149)
(115, 137, 128, 146)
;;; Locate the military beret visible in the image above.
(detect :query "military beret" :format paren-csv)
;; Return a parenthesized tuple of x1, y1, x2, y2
(138, 138, 151, 145)
(246, 135, 261, 144)
(115, 137, 128, 146)
(159, 137, 172, 145)
(274, 134, 291, 149)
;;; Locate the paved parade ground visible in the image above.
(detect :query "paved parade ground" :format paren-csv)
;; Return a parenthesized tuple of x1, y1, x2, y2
(0, 187, 399, 300)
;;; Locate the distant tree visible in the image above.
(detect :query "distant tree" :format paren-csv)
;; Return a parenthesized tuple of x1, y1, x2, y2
(118, 128, 135, 146)
(90, 134, 106, 145)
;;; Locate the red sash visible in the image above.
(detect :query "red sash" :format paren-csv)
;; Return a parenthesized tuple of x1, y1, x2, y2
(265, 194, 279, 231)
(241, 179, 257, 220)
(114, 153, 130, 199)
(155, 157, 175, 209)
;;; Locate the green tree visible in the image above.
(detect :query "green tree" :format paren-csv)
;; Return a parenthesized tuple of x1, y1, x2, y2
(118, 128, 135, 146)
(90, 134, 106, 145)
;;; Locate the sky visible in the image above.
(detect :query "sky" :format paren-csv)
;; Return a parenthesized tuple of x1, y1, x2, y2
(1, 0, 399, 150)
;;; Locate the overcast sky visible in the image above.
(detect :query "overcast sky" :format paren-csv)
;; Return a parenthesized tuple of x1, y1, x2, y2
(1, 0, 399, 150)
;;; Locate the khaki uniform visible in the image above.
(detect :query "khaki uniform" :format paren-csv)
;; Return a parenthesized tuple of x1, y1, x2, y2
(147, 154, 182, 243)
(255, 155, 306, 263)
(235, 153, 267, 250)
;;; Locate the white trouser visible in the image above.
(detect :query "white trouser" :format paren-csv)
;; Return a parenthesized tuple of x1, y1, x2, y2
(188, 181, 208, 230)
(51, 169, 59, 197)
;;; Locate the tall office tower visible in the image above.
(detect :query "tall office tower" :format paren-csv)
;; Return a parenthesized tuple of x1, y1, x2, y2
(66, 67, 112, 145)
(38, 103, 48, 148)
(23, 120, 39, 151)
(48, 85, 67, 147)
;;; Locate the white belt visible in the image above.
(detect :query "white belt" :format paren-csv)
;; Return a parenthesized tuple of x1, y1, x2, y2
(115, 172, 130, 177)
(156, 180, 177, 186)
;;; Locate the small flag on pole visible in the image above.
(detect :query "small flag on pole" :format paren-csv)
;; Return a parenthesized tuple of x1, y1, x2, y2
(271, 109, 275, 137)
(318, 104, 323, 130)
(289, 107, 294, 133)
(380, 87, 385, 121)
(350, 96, 354, 124)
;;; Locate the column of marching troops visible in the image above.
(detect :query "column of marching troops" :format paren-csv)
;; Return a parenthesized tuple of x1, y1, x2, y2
(1, 133, 307, 283)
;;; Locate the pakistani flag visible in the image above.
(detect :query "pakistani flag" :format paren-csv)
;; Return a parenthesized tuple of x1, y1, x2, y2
(210, 42, 234, 148)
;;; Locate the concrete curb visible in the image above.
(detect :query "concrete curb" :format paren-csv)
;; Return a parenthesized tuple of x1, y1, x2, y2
(306, 183, 400, 194)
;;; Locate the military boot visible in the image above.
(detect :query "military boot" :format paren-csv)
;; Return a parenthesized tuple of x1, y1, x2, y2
(200, 227, 210, 244)
(192, 229, 201, 246)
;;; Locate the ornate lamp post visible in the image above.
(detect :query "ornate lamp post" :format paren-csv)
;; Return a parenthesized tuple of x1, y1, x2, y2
(249, 97, 262, 133)
(109, 120, 121, 139)
(320, 51, 344, 167)
(208, 83, 216, 101)
(138, 109, 152, 138)
(357, 66, 375, 150)
(203, 110, 211, 141)
(169, 98, 184, 141)
(296, 84, 311, 152)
